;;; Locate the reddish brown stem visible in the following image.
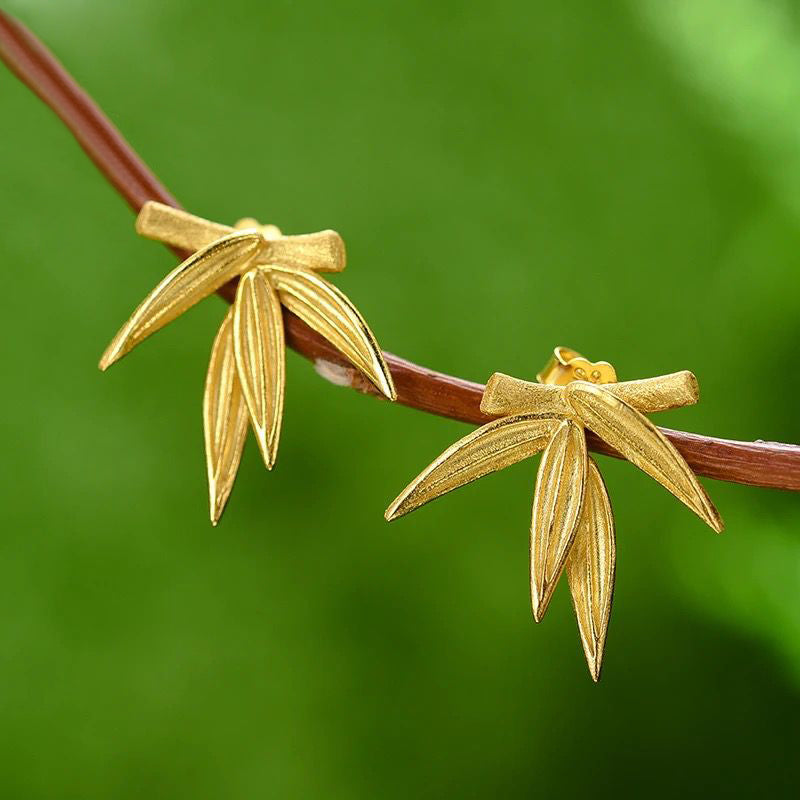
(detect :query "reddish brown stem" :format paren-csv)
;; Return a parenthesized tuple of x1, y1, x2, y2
(2, 10, 799, 491)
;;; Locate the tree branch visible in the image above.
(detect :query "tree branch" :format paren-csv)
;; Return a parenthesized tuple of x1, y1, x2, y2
(2, 9, 799, 491)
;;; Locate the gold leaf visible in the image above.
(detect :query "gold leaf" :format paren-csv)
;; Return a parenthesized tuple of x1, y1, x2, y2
(203, 310, 249, 525)
(530, 419, 588, 622)
(566, 458, 615, 682)
(137, 203, 346, 272)
(564, 382, 723, 533)
(233, 269, 285, 470)
(100, 230, 263, 370)
(480, 371, 699, 417)
(265, 231, 346, 274)
(136, 202, 232, 252)
(267, 265, 396, 400)
(385, 415, 559, 521)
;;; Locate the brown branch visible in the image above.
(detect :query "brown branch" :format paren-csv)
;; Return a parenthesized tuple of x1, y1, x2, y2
(2, 10, 799, 492)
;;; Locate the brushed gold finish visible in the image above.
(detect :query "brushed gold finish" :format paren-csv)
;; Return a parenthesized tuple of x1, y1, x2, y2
(101, 204, 395, 521)
(204, 310, 249, 526)
(136, 202, 231, 251)
(385, 415, 558, 520)
(481, 371, 699, 417)
(564, 381, 723, 533)
(136, 202, 346, 272)
(99, 230, 264, 370)
(233, 269, 285, 470)
(530, 419, 587, 622)
(386, 346, 723, 680)
(268, 265, 396, 400)
(261, 232, 346, 274)
(566, 458, 615, 682)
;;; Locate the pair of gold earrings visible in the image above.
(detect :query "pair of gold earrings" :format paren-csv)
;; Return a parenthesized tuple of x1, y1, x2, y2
(101, 204, 722, 681)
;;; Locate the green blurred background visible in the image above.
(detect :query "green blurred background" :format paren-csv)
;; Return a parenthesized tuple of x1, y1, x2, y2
(3, 0, 800, 796)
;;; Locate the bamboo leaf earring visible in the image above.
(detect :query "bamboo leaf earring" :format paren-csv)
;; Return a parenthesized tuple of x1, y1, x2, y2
(386, 346, 722, 680)
(101, 203, 396, 523)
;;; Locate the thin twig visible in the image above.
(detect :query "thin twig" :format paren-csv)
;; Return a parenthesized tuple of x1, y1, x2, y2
(2, 9, 799, 491)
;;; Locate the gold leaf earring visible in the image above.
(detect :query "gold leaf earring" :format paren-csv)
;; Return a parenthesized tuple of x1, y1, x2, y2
(101, 202, 396, 524)
(385, 346, 722, 681)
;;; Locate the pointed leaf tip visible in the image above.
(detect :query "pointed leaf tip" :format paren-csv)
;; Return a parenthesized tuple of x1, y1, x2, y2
(564, 382, 723, 533)
(204, 310, 249, 525)
(267, 265, 396, 401)
(567, 458, 615, 682)
(100, 230, 263, 368)
(530, 419, 588, 623)
(385, 415, 559, 521)
(233, 269, 285, 471)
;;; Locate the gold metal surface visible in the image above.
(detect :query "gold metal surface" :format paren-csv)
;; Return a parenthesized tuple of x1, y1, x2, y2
(481, 371, 699, 417)
(564, 381, 722, 532)
(99, 230, 264, 370)
(136, 202, 346, 272)
(386, 346, 723, 680)
(268, 265, 395, 400)
(537, 346, 617, 386)
(385, 415, 558, 520)
(530, 419, 587, 622)
(136, 203, 231, 251)
(233, 269, 285, 470)
(204, 310, 249, 526)
(102, 203, 396, 523)
(566, 458, 615, 682)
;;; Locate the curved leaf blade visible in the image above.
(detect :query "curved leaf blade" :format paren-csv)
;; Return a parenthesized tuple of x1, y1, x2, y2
(267, 265, 396, 400)
(566, 458, 616, 682)
(233, 269, 285, 470)
(530, 419, 588, 622)
(385, 415, 559, 521)
(204, 310, 249, 525)
(100, 230, 263, 370)
(564, 382, 723, 532)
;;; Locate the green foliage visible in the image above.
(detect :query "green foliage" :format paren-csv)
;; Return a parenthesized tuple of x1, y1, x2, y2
(2, 0, 799, 796)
